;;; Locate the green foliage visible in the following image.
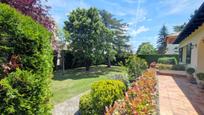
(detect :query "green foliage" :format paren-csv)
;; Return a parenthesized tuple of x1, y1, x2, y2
(0, 69, 52, 115)
(99, 10, 130, 56)
(0, 4, 52, 114)
(171, 64, 186, 71)
(186, 68, 195, 75)
(137, 54, 179, 65)
(126, 56, 148, 80)
(111, 74, 130, 87)
(173, 23, 186, 32)
(91, 80, 126, 114)
(64, 8, 112, 71)
(158, 57, 178, 65)
(156, 64, 173, 70)
(136, 42, 157, 55)
(157, 25, 168, 54)
(105, 70, 157, 115)
(79, 80, 126, 115)
(197, 73, 204, 80)
(79, 94, 96, 115)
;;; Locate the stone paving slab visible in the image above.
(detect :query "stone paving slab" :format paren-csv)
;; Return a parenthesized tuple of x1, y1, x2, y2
(52, 92, 89, 115)
(158, 75, 204, 115)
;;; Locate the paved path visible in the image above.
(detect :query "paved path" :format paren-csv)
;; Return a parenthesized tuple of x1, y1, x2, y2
(52, 92, 86, 115)
(158, 75, 204, 115)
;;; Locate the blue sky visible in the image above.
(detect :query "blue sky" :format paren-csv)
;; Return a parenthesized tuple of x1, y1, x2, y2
(45, 0, 203, 52)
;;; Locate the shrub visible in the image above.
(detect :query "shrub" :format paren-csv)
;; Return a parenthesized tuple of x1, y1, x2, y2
(156, 63, 173, 70)
(158, 57, 178, 65)
(197, 73, 204, 80)
(126, 56, 148, 80)
(79, 80, 126, 115)
(105, 69, 157, 115)
(0, 4, 52, 114)
(186, 68, 195, 75)
(79, 94, 95, 115)
(111, 74, 130, 87)
(171, 64, 186, 71)
(137, 54, 179, 65)
(91, 80, 126, 114)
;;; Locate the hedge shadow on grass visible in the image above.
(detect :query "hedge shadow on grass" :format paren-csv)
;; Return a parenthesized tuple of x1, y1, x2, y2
(53, 65, 123, 81)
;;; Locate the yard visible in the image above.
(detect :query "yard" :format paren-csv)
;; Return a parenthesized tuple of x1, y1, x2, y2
(51, 65, 127, 104)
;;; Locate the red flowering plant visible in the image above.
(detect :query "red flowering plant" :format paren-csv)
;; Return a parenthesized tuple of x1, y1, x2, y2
(105, 69, 157, 115)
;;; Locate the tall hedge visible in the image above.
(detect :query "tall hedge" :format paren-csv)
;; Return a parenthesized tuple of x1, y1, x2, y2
(137, 54, 179, 65)
(0, 4, 53, 114)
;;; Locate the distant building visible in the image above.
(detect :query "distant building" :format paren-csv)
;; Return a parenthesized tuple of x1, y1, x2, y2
(174, 2, 204, 72)
(165, 33, 179, 54)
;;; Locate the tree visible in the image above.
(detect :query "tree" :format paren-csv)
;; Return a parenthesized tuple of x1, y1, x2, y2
(99, 10, 117, 67)
(136, 42, 157, 55)
(0, 0, 54, 31)
(64, 8, 110, 71)
(99, 10, 130, 59)
(173, 23, 186, 32)
(157, 25, 168, 54)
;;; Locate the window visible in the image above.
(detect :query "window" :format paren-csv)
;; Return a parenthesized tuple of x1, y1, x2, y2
(179, 48, 183, 62)
(186, 44, 192, 64)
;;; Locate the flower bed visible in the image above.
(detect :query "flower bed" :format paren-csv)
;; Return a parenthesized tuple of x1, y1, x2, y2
(105, 69, 157, 115)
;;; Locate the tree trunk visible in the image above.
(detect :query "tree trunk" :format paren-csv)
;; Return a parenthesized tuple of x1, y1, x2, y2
(85, 59, 91, 71)
(107, 57, 111, 68)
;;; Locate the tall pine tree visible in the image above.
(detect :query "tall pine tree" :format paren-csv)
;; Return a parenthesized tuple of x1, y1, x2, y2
(157, 25, 168, 54)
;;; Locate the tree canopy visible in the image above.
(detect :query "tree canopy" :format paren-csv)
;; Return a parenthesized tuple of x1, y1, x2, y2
(173, 23, 186, 32)
(99, 10, 130, 57)
(136, 42, 157, 55)
(64, 8, 112, 71)
(157, 25, 168, 54)
(0, 0, 54, 31)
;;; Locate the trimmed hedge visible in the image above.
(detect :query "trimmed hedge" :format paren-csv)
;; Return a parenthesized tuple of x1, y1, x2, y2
(158, 57, 178, 65)
(79, 80, 126, 115)
(0, 4, 53, 114)
(137, 54, 179, 65)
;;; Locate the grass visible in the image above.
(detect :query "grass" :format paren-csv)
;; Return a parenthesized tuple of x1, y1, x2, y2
(51, 65, 127, 104)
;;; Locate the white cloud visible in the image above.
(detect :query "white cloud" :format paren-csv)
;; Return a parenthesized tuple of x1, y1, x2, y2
(159, 0, 203, 15)
(128, 8, 147, 26)
(129, 26, 149, 38)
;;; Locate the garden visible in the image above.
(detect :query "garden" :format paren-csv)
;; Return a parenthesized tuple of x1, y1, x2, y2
(1, 0, 204, 115)
(0, 2, 158, 114)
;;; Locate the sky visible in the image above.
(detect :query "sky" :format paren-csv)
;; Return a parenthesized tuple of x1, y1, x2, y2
(44, 0, 204, 52)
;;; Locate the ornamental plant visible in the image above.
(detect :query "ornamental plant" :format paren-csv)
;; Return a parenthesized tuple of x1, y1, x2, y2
(79, 80, 126, 115)
(125, 56, 148, 81)
(0, 4, 53, 114)
(186, 67, 195, 75)
(105, 69, 157, 115)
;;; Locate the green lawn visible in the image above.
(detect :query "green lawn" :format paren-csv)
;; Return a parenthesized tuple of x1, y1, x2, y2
(51, 65, 127, 104)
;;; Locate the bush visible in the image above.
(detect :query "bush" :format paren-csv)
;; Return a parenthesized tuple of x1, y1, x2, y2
(79, 94, 95, 115)
(105, 70, 157, 115)
(186, 68, 195, 75)
(0, 4, 52, 114)
(111, 74, 130, 87)
(197, 73, 204, 80)
(156, 64, 173, 70)
(137, 54, 179, 65)
(158, 57, 178, 65)
(79, 80, 126, 115)
(171, 64, 186, 71)
(126, 56, 148, 80)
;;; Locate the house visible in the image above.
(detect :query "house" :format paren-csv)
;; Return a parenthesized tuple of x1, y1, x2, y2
(165, 33, 179, 54)
(174, 2, 204, 72)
